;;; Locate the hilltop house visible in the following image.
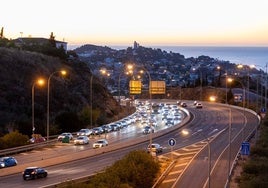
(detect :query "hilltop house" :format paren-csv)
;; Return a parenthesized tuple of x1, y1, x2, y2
(13, 37, 67, 52)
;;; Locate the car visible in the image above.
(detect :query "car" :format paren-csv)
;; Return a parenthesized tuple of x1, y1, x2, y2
(57, 132, 73, 141)
(165, 118, 174, 126)
(149, 119, 157, 127)
(93, 139, 108, 148)
(101, 124, 112, 133)
(74, 136, 89, 145)
(92, 127, 104, 135)
(196, 103, 203, 108)
(143, 126, 154, 134)
(0, 157, 17, 168)
(29, 136, 46, 143)
(110, 124, 120, 131)
(22, 167, 47, 180)
(147, 143, 163, 153)
(77, 128, 92, 136)
(119, 120, 128, 128)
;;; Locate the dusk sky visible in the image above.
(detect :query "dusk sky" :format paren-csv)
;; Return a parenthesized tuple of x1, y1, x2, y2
(2, 0, 268, 47)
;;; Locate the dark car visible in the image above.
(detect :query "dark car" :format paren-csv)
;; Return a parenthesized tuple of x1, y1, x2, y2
(110, 124, 120, 131)
(92, 127, 104, 135)
(23, 167, 48, 180)
(0, 157, 17, 168)
(143, 126, 155, 134)
(196, 103, 203, 108)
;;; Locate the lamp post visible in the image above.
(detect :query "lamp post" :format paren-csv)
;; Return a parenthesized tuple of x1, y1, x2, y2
(250, 64, 268, 111)
(227, 77, 245, 114)
(227, 107, 232, 188)
(181, 129, 212, 188)
(139, 67, 153, 154)
(118, 64, 133, 104)
(237, 64, 251, 108)
(47, 70, 66, 142)
(90, 74, 93, 129)
(32, 78, 45, 135)
(99, 69, 111, 137)
(193, 67, 203, 101)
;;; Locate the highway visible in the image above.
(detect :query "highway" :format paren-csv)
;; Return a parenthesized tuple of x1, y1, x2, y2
(0, 100, 259, 188)
(157, 103, 259, 188)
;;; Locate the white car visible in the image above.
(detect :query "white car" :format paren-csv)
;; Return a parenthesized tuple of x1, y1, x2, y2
(57, 132, 73, 141)
(74, 136, 89, 145)
(77, 129, 92, 136)
(93, 139, 108, 148)
(147, 143, 163, 153)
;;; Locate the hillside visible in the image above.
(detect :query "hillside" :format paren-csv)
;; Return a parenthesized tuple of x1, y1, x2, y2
(0, 47, 126, 137)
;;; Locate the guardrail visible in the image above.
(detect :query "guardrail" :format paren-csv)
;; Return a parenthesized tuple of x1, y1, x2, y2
(0, 139, 57, 157)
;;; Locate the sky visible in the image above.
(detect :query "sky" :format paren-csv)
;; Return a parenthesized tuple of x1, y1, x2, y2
(1, 0, 268, 47)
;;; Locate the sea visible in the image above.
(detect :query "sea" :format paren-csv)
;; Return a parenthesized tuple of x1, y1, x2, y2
(69, 45, 268, 71)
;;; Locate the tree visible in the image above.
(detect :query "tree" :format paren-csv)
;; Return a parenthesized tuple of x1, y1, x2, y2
(49, 32, 56, 47)
(0, 27, 3, 38)
(86, 150, 160, 188)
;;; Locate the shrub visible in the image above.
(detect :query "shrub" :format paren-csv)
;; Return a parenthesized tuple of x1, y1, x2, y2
(0, 130, 29, 149)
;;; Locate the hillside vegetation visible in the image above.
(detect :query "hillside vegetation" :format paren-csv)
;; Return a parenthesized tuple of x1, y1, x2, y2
(0, 47, 127, 139)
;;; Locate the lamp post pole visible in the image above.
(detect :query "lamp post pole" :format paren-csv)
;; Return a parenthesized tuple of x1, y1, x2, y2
(90, 75, 93, 129)
(47, 70, 66, 142)
(264, 63, 268, 109)
(181, 129, 212, 188)
(118, 72, 122, 104)
(227, 107, 232, 188)
(32, 79, 44, 135)
(193, 67, 202, 101)
(140, 68, 152, 154)
(32, 83, 36, 135)
(118, 64, 133, 105)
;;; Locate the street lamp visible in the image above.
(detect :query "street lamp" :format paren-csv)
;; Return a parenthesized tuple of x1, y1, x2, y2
(250, 64, 268, 111)
(237, 64, 251, 108)
(32, 78, 45, 135)
(47, 70, 66, 142)
(99, 69, 111, 137)
(90, 69, 111, 130)
(118, 64, 133, 104)
(137, 67, 153, 154)
(181, 129, 212, 188)
(90, 74, 93, 129)
(192, 67, 203, 101)
(227, 78, 245, 113)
